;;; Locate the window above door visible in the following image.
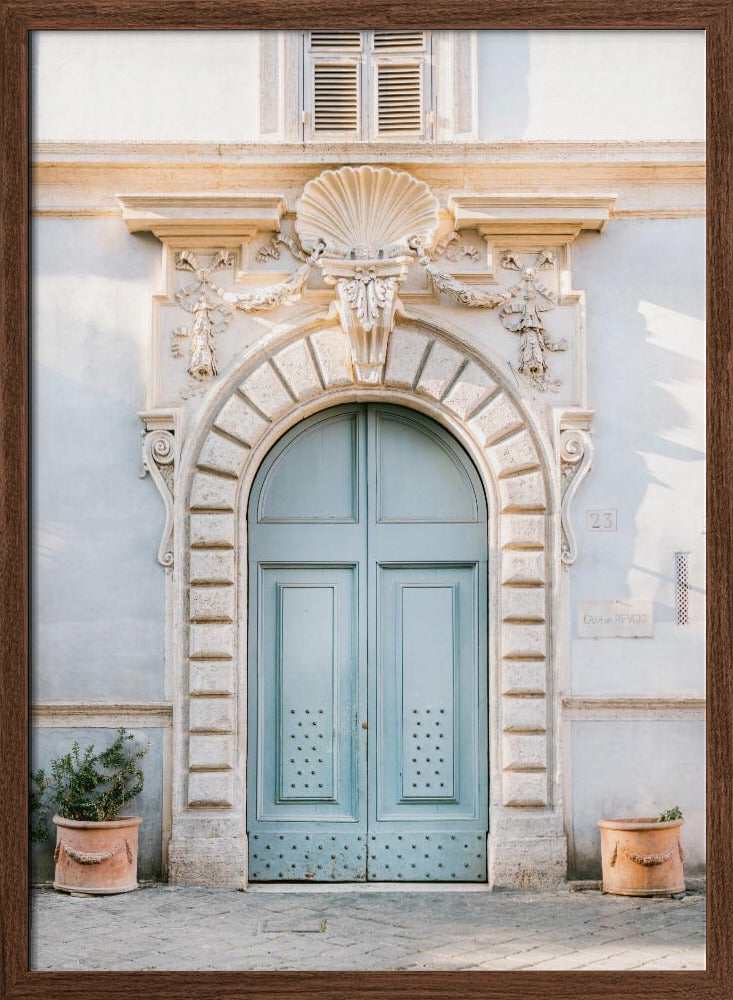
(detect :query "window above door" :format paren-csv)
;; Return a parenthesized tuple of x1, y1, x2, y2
(257, 31, 477, 143)
(304, 30, 433, 141)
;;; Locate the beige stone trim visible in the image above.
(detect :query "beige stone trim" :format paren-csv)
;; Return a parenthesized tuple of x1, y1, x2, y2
(562, 697, 706, 721)
(32, 139, 706, 164)
(31, 141, 704, 219)
(118, 193, 286, 239)
(32, 702, 173, 728)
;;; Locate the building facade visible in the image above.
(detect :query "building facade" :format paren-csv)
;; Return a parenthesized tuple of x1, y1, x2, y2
(31, 30, 706, 888)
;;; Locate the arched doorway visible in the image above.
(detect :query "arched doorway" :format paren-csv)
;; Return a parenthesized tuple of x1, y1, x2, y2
(246, 403, 489, 881)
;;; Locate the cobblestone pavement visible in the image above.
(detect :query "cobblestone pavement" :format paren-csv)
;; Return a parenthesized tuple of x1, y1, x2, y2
(31, 884, 705, 972)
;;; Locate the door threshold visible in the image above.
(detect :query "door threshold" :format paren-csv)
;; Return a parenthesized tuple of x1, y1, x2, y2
(247, 882, 491, 893)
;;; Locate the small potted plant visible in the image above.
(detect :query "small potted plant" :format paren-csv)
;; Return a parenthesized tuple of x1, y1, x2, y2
(598, 806, 685, 897)
(31, 728, 150, 895)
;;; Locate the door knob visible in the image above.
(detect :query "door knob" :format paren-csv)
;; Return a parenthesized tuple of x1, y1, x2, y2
(361, 721, 368, 730)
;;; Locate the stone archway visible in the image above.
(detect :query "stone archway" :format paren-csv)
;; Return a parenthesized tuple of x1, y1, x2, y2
(167, 314, 567, 890)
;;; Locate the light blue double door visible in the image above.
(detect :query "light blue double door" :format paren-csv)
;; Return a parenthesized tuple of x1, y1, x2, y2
(247, 404, 488, 881)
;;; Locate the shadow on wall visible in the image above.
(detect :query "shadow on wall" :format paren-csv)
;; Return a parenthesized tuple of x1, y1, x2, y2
(30, 727, 164, 884)
(568, 217, 706, 879)
(572, 216, 706, 636)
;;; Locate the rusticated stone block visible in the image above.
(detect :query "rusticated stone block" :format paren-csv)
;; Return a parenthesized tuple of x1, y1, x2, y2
(489, 429, 540, 477)
(189, 660, 235, 695)
(189, 623, 235, 659)
(383, 327, 429, 388)
(187, 770, 235, 807)
(189, 513, 236, 548)
(310, 329, 353, 387)
(469, 392, 522, 446)
(168, 836, 247, 888)
(189, 696, 235, 733)
(502, 622, 547, 659)
(501, 551, 545, 586)
(189, 585, 235, 623)
(189, 549, 235, 585)
(501, 513, 546, 550)
(501, 770, 548, 808)
(489, 836, 566, 889)
(241, 362, 293, 419)
(197, 432, 250, 478)
(502, 732, 548, 770)
(502, 659, 547, 696)
(214, 394, 268, 447)
(416, 340, 464, 400)
(502, 695, 547, 732)
(272, 339, 322, 400)
(189, 734, 235, 770)
(190, 471, 238, 512)
(500, 471, 547, 512)
(502, 586, 546, 622)
(443, 362, 497, 421)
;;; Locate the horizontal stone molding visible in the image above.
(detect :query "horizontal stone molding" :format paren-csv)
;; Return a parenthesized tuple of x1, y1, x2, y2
(32, 702, 173, 728)
(32, 141, 704, 221)
(563, 697, 706, 721)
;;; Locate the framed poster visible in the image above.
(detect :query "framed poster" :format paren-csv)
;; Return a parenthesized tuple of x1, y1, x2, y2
(1, 3, 729, 999)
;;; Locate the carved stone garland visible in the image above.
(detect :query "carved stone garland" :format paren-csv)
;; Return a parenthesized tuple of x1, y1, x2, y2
(169, 166, 572, 387)
(173, 250, 235, 381)
(499, 251, 567, 392)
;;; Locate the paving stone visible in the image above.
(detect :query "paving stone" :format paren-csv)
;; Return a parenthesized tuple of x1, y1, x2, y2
(30, 885, 705, 972)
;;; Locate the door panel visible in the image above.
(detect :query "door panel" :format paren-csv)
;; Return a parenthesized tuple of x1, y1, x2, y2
(258, 409, 360, 522)
(248, 403, 488, 882)
(368, 562, 487, 880)
(248, 563, 367, 882)
(375, 410, 479, 523)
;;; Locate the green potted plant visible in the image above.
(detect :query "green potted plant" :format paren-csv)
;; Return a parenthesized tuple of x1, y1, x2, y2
(31, 728, 150, 895)
(598, 806, 685, 897)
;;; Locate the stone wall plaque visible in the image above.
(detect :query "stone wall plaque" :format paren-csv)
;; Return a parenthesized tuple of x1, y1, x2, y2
(578, 600, 654, 638)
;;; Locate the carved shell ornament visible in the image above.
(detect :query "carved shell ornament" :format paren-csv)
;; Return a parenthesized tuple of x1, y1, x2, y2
(294, 165, 440, 258)
(178, 165, 560, 385)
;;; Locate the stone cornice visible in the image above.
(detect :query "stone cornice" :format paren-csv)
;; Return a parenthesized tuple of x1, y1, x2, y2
(118, 193, 286, 238)
(449, 193, 617, 239)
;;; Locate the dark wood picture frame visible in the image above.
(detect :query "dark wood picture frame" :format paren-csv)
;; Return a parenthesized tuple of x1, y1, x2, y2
(1, 2, 730, 998)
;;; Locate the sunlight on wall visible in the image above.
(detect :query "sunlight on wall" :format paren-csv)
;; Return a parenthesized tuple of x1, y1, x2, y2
(629, 300, 705, 610)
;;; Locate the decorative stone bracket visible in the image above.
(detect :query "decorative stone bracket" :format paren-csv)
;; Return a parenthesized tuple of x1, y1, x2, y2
(139, 409, 182, 569)
(557, 409, 595, 565)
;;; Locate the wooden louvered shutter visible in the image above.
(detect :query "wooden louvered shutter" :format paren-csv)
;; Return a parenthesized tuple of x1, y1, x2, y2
(303, 30, 431, 140)
(306, 31, 362, 139)
(372, 31, 430, 139)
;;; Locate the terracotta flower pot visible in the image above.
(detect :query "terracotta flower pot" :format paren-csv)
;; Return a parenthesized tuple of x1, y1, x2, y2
(598, 817, 685, 897)
(53, 815, 142, 895)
